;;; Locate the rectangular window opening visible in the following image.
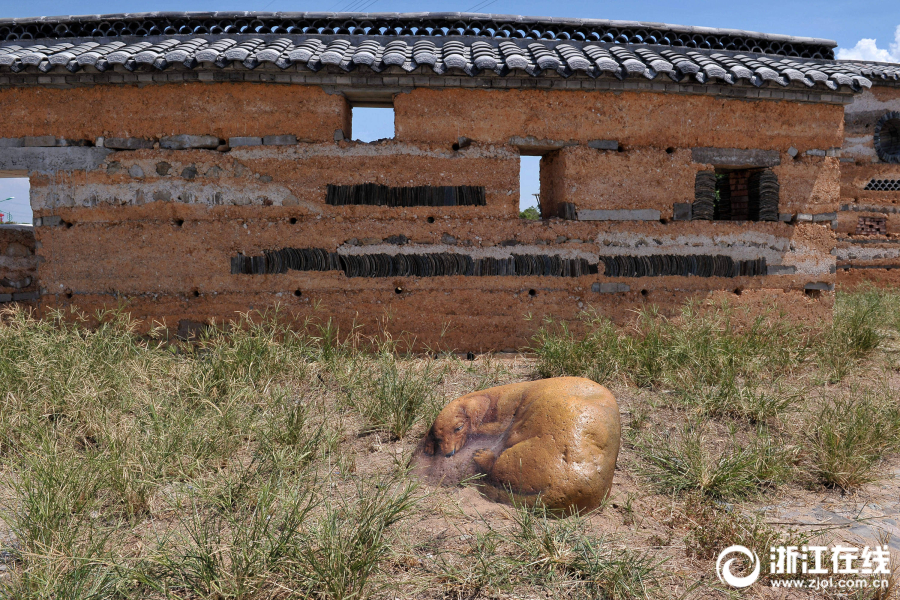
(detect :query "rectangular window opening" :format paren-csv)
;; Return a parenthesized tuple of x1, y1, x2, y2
(350, 105, 395, 143)
(0, 176, 31, 225)
(694, 168, 778, 222)
(520, 155, 541, 220)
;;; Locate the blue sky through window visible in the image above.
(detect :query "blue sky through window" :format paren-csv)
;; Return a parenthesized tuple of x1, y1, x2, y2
(0, 178, 30, 225)
(351, 107, 395, 143)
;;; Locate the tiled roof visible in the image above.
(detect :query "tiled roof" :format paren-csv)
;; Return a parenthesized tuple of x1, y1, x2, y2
(0, 35, 877, 92)
(837, 60, 900, 85)
(0, 12, 837, 59)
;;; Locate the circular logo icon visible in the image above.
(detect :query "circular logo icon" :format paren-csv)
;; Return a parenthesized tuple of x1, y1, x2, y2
(716, 545, 761, 588)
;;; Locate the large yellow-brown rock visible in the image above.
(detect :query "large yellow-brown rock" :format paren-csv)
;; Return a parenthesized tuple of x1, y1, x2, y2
(412, 377, 621, 513)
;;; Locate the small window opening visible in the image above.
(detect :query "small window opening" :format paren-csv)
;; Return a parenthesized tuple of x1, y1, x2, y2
(0, 177, 31, 224)
(694, 168, 779, 222)
(519, 155, 541, 220)
(351, 106, 395, 143)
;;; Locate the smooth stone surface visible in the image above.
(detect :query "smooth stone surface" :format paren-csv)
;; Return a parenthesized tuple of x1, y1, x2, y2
(673, 202, 692, 221)
(767, 265, 797, 275)
(228, 136, 262, 147)
(22, 135, 58, 147)
(263, 134, 297, 145)
(691, 147, 781, 167)
(592, 282, 630, 293)
(104, 137, 155, 150)
(412, 377, 621, 513)
(577, 209, 661, 221)
(587, 139, 619, 150)
(0, 147, 113, 173)
(160, 134, 222, 150)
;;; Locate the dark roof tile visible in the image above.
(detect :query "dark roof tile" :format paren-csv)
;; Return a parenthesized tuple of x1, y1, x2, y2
(0, 31, 887, 93)
(0, 12, 839, 59)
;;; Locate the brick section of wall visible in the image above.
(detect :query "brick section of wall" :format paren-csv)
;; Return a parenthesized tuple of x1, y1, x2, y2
(856, 216, 887, 235)
(727, 169, 752, 220)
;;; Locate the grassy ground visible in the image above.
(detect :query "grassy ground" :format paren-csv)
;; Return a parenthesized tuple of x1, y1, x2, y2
(0, 288, 899, 599)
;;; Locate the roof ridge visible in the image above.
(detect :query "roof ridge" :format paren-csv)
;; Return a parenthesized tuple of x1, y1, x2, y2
(0, 12, 836, 59)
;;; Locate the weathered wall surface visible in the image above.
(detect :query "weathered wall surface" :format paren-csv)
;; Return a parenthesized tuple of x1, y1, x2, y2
(396, 89, 845, 150)
(836, 85, 900, 287)
(0, 82, 842, 348)
(538, 146, 841, 218)
(0, 84, 349, 142)
(842, 87, 900, 163)
(29, 143, 520, 219)
(0, 225, 38, 304)
(537, 147, 701, 217)
(33, 215, 835, 350)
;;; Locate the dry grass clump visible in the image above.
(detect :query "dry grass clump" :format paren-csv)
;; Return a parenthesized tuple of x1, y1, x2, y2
(682, 493, 807, 564)
(532, 300, 810, 390)
(0, 307, 429, 599)
(336, 347, 443, 440)
(804, 383, 900, 489)
(635, 420, 794, 500)
(428, 498, 663, 600)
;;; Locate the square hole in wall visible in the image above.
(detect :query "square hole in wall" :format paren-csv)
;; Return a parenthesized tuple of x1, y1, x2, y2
(350, 106, 395, 143)
(520, 155, 541, 219)
(0, 177, 30, 225)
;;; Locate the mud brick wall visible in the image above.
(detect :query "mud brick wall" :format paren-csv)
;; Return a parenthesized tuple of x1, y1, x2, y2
(836, 86, 900, 287)
(0, 82, 845, 349)
(0, 225, 38, 304)
(0, 84, 350, 141)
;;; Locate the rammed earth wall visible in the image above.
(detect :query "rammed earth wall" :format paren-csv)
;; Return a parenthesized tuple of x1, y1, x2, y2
(5, 84, 842, 349)
(1, 11, 888, 347)
(837, 84, 900, 288)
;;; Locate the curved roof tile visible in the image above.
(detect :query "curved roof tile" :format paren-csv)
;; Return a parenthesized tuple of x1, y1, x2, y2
(0, 12, 839, 59)
(0, 31, 886, 93)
